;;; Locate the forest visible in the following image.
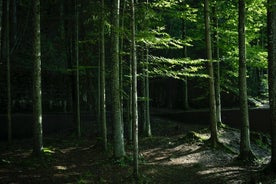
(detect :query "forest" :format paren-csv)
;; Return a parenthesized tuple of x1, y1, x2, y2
(1, 0, 276, 183)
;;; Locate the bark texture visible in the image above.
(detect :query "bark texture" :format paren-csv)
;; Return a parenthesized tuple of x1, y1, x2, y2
(204, 0, 218, 147)
(32, 0, 43, 157)
(111, 0, 125, 158)
(238, 0, 253, 160)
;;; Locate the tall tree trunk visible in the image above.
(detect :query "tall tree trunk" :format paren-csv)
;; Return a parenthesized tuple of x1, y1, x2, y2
(212, 4, 222, 124)
(204, 0, 218, 147)
(145, 47, 151, 137)
(74, 0, 81, 138)
(32, 0, 43, 157)
(182, 20, 189, 110)
(131, 0, 138, 178)
(111, 0, 125, 158)
(128, 52, 133, 142)
(267, 0, 276, 170)
(100, 0, 107, 151)
(11, 0, 16, 45)
(120, 0, 126, 138)
(6, 0, 11, 144)
(238, 0, 254, 160)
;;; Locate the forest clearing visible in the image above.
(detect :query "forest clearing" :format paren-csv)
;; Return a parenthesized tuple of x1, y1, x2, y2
(0, 116, 274, 184)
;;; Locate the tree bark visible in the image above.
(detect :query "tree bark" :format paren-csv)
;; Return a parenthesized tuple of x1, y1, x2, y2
(131, 0, 139, 178)
(238, 0, 253, 160)
(145, 48, 151, 137)
(74, 0, 81, 138)
(267, 0, 276, 170)
(212, 4, 222, 124)
(111, 0, 125, 158)
(204, 0, 218, 147)
(100, 0, 107, 151)
(182, 20, 189, 110)
(6, 0, 11, 144)
(32, 0, 43, 157)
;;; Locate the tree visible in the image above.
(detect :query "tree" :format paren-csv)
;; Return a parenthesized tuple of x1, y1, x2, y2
(2, 0, 12, 144)
(99, 0, 107, 151)
(74, 0, 81, 138)
(204, 0, 218, 147)
(111, 0, 125, 158)
(238, 0, 254, 161)
(131, 0, 139, 178)
(143, 0, 152, 137)
(212, 2, 222, 124)
(268, 0, 276, 170)
(31, 0, 43, 157)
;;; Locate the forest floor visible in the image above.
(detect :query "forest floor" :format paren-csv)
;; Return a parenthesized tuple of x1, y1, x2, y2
(0, 116, 275, 184)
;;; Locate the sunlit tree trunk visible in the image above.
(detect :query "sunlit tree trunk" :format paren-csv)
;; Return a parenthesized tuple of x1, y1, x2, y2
(204, 0, 218, 147)
(238, 0, 254, 160)
(267, 0, 276, 170)
(32, 0, 43, 157)
(212, 4, 222, 124)
(100, 0, 107, 151)
(131, 0, 138, 178)
(111, 0, 125, 158)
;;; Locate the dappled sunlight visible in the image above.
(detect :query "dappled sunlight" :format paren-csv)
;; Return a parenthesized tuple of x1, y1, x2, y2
(54, 165, 68, 171)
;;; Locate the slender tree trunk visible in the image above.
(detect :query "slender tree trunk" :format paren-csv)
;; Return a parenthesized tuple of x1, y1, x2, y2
(131, 0, 138, 178)
(100, 0, 107, 151)
(238, 0, 254, 160)
(4, 0, 12, 145)
(182, 20, 189, 110)
(11, 0, 16, 44)
(74, 0, 81, 138)
(267, 0, 276, 170)
(204, 0, 218, 147)
(145, 48, 151, 137)
(120, 0, 126, 137)
(128, 53, 133, 142)
(32, 0, 43, 157)
(212, 4, 222, 124)
(111, 0, 125, 158)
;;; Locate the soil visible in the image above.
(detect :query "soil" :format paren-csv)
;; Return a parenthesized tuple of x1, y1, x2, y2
(0, 116, 275, 184)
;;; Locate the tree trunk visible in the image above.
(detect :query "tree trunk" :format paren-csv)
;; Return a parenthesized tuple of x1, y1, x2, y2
(182, 20, 189, 110)
(74, 0, 81, 138)
(204, 0, 218, 147)
(238, 0, 254, 160)
(120, 0, 126, 138)
(212, 4, 222, 124)
(100, 0, 107, 151)
(145, 48, 151, 137)
(111, 0, 125, 158)
(131, 0, 139, 178)
(6, 0, 11, 144)
(32, 0, 43, 157)
(267, 0, 276, 170)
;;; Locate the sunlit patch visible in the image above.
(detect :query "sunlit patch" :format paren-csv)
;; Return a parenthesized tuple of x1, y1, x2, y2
(43, 147, 55, 154)
(54, 165, 67, 171)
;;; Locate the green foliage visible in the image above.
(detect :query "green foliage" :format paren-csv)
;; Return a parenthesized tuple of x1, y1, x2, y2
(146, 55, 209, 80)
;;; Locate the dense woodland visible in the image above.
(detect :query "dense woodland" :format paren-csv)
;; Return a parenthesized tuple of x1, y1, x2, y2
(1, 0, 276, 183)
